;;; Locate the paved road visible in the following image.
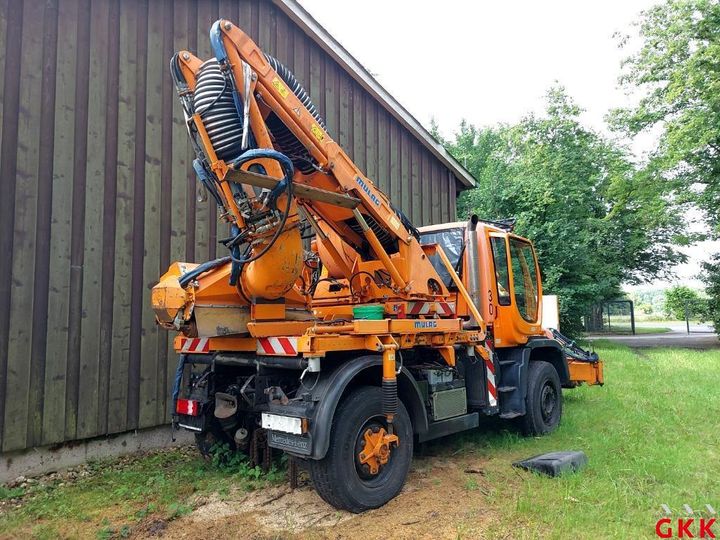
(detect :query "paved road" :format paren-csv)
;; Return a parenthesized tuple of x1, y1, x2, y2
(587, 323, 719, 349)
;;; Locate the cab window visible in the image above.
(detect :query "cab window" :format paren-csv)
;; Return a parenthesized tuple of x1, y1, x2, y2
(509, 239, 538, 322)
(490, 237, 511, 306)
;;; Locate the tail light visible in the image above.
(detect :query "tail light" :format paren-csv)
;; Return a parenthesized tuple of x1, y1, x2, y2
(176, 398, 201, 416)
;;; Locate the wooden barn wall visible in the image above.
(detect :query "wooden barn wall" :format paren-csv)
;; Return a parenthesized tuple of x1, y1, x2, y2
(0, 0, 461, 452)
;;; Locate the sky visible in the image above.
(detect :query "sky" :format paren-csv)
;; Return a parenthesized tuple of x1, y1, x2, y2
(298, 0, 718, 289)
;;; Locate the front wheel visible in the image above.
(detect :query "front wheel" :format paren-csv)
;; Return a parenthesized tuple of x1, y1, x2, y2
(309, 385, 413, 513)
(520, 360, 563, 436)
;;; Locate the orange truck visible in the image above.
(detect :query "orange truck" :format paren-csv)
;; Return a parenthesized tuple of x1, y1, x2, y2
(152, 19, 603, 513)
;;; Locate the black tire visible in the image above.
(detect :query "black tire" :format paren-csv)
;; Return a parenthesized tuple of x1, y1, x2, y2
(195, 421, 236, 461)
(309, 385, 413, 513)
(520, 361, 563, 436)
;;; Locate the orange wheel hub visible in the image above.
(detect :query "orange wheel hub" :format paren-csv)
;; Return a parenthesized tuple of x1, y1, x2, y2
(358, 427, 399, 475)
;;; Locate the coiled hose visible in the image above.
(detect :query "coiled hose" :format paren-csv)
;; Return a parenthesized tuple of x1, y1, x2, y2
(193, 59, 246, 161)
(265, 54, 325, 129)
(263, 54, 325, 175)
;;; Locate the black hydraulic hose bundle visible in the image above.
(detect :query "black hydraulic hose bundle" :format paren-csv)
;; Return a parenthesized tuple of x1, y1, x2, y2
(549, 329, 599, 362)
(177, 144, 297, 289)
(178, 256, 232, 288)
(225, 148, 296, 265)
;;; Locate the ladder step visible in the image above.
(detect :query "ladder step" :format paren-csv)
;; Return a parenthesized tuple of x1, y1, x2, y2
(499, 412, 523, 419)
(497, 386, 517, 393)
(498, 360, 516, 366)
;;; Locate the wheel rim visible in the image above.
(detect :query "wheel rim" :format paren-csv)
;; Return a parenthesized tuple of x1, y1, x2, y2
(353, 415, 397, 484)
(540, 381, 557, 424)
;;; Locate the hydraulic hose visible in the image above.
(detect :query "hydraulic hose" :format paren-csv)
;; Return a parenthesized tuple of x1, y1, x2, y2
(178, 256, 232, 288)
(226, 148, 295, 265)
(549, 329, 600, 362)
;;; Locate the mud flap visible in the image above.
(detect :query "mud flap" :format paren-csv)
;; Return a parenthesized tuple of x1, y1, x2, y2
(513, 451, 588, 477)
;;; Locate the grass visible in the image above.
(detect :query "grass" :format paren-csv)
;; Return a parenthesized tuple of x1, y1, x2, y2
(634, 325, 672, 334)
(1, 344, 718, 539)
(594, 324, 672, 334)
(443, 343, 720, 539)
(0, 446, 286, 538)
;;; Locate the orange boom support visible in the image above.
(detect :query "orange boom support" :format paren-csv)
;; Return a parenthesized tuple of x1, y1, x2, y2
(153, 19, 603, 513)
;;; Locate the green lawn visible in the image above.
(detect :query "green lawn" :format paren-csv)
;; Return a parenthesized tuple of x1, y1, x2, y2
(0, 344, 718, 539)
(589, 324, 672, 334)
(0, 447, 286, 538)
(446, 343, 720, 538)
(634, 325, 672, 334)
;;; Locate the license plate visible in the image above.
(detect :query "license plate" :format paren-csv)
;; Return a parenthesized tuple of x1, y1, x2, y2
(261, 412, 303, 435)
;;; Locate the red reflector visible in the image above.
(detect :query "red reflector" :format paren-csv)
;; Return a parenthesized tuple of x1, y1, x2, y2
(176, 398, 200, 416)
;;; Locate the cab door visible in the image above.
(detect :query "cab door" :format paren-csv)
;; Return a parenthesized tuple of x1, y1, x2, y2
(489, 233, 543, 347)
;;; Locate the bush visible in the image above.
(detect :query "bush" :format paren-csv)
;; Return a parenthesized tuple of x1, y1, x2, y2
(663, 285, 708, 321)
(702, 255, 720, 334)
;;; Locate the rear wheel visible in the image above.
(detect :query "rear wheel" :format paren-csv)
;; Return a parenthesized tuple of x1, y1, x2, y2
(520, 361, 562, 436)
(309, 386, 413, 513)
(195, 420, 236, 461)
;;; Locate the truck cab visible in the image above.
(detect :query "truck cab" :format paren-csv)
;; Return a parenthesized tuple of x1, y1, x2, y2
(420, 218, 546, 349)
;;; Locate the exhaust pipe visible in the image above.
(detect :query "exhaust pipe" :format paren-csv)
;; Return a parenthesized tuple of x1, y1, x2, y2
(466, 215, 481, 328)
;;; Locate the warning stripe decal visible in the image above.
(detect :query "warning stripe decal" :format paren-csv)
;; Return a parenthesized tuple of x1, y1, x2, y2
(407, 302, 455, 316)
(484, 345, 498, 407)
(180, 337, 210, 354)
(482, 353, 495, 375)
(257, 336, 299, 356)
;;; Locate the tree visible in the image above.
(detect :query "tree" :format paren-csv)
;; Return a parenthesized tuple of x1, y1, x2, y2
(450, 88, 685, 334)
(613, 0, 720, 334)
(702, 255, 720, 330)
(664, 285, 708, 321)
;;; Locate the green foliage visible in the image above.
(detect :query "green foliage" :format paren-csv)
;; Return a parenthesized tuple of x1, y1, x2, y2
(625, 288, 667, 318)
(702, 255, 720, 330)
(464, 476, 480, 491)
(664, 285, 708, 320)
(612, 0, 720, 233)
(614, 0, 720, 336)
(452, 88, 684, 333)
(0, 447, 286, 538)
(2, 346, 720, 538)
(0, 485, 26, 500)
(209, 441, 250, 472)
(165, 502, 192, 521)
(207, 441, 285, 483)
(474, 344, 720, 538)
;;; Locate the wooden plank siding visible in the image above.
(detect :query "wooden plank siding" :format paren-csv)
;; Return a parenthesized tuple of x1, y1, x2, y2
(0, 0, 465, 452)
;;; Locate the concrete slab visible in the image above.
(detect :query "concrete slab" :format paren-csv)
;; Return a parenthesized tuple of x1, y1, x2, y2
(0, 425, 194, 484)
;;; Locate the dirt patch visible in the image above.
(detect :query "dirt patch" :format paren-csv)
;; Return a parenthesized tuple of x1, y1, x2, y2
(160, 454, 498, 540)
(132, 518, 169, 537)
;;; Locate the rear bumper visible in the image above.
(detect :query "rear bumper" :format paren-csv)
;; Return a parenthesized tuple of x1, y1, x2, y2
(172, 352, 318, 457)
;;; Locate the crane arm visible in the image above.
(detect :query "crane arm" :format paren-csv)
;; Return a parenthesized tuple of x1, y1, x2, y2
(169, 19, 453, 310)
